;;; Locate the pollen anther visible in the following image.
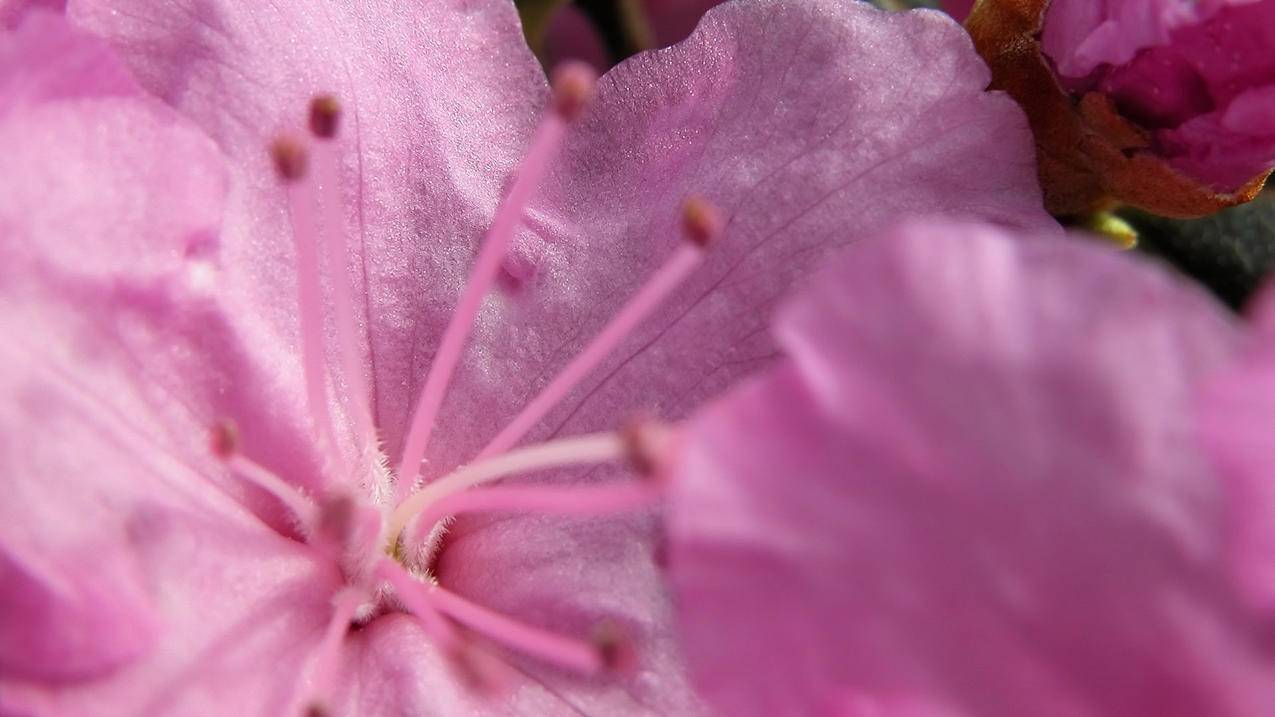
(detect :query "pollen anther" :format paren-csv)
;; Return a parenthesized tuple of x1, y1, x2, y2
(309, 95, 342, 139)
(271, 136, 309, 181)
(551, 60, 598, 121)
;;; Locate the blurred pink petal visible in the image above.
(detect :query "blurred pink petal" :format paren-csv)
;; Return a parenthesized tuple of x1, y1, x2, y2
(1041, 0, 1275, 190)
(668, 219, 1275, 716)
(1199, 283, 1275, 614)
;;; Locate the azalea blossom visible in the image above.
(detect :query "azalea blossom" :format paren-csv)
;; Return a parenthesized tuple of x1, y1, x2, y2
(0, 0, 1053, 715)
(667, 218, 1275, 715)
(1041, 0, 1275, 192)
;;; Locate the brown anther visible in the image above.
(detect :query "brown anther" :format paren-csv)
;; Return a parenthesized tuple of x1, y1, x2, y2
(621, 417, 672, 480)
(591, 622, 636, 674)
(550, 61, 598, 122)
(304, 704, 330, 717)
(270, 136, 309, 181)
(209, 420, 240, 459)
(681, 196, 724, 249)
(316, 494, 356, 548)
(309, 95, 342, 140)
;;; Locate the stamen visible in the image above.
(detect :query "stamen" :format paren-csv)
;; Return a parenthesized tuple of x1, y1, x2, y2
(411, 481, 661, 539)
(375, 562, 515, 694)
(297, 587, 362, 717)
(591, 621, 637, 674)
(393, 65, 598, 502)
(308, 96, 375, 446)
(426, 583, 604, 674)
(275, 136, 342, 467)
(271, 137, 308, 181)
(374, 560, 458, 647)
(308, 95, 341, 139)
(387, 432, 625, 542)
(550, 61, 599, 122)
(476, 198, 721, 460)
(211, 420, 315, 523)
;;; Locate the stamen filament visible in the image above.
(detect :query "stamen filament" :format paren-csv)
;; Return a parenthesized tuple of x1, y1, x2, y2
(477, 244, 705, 460)
(226, 453, 316, 525)
(387, 432, 625, 541)
(314, 136, 375, 447)
(427, 583, 603, 674)
(412, 481, 661, 541)
(393, 113, 569, 502)
(280, 146, 343, 468)
(374, 560, 458, 647)
(297, 587, 362, 717)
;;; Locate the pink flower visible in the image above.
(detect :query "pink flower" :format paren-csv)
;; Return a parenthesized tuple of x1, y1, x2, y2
(1041, 0, 1275, 191)
(667, 218, 1275, 715)
(0, 1, 1052, 715)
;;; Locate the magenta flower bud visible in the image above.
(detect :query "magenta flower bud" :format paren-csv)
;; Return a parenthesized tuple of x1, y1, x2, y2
(1041, 0, 1275, 192)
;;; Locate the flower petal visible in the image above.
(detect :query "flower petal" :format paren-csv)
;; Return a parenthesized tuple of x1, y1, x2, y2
(441, 1, 1051, 709)
(0, 16, 338, 697)
(64, 0, 550, 461)
(669, 220, 1270, 715)
(458, 0, 1055, 468)
(437, 512, 705, 716)
(1199, 280, 1275, 613)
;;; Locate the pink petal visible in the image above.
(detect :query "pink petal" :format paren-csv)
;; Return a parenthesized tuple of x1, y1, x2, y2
(0, 18, 345, 709)
(669, 220, 1270, 716)
(0, 0, 62, 30)
(64, 0, 550, 465)
(470, 0, 1055, 467)
(441, 0, 1051, 705)
(1199, 280, 1275, 613)
(437, 512, 705, 715)
(438, 0, 1051, 705)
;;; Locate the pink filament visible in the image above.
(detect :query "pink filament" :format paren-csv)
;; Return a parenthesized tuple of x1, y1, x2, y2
(426, 583, 603, 675)
(477, 244, 704, 460)
(297, 588, 362, 717)
(313, 140, 374, 446)
(374, 560, 458, 647)
(285, 177, 342, 467)
(394, 114, 568, 501)
(227, 453, 315, 525)
(413, 481, 660, 544)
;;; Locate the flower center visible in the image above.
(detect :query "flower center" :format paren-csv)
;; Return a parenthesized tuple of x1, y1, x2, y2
(210, 62, 722, 715)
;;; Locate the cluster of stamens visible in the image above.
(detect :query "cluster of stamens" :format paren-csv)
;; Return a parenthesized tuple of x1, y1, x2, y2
(212, 61, 722, 715)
